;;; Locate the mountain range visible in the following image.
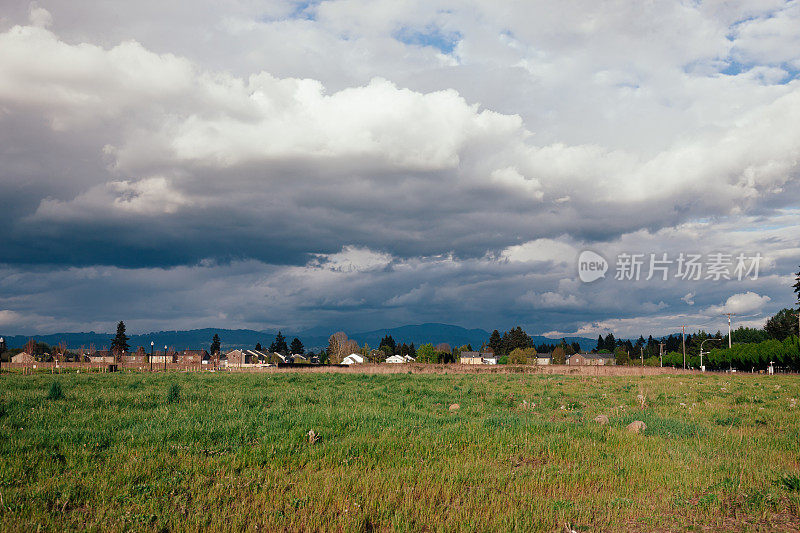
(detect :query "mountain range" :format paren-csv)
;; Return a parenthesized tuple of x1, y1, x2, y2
(1, 323, 596, 352)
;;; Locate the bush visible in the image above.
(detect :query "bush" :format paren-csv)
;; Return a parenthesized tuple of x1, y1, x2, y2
(47, 381, 63, 400)
(166, 384, 181, 404)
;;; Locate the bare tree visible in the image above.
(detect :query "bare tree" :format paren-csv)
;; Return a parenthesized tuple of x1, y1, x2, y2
(328, 332, 349, 364)
(343, 339, 359, 357)
(435, 343, 452, 354)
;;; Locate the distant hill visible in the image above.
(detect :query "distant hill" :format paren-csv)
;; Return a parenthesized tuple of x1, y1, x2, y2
(1, 324, 597, 352)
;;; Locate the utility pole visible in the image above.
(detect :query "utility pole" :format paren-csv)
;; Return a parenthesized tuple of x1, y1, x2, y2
(681, 325, 687, 370)
(659, 343, 665, 367)
(724, 313, 735, 349)
(640, 346, 644, 367)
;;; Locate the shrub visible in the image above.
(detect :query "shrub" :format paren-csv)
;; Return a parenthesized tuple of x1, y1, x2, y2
(166, 384, 181, 404)
(47, 381, 63, 400)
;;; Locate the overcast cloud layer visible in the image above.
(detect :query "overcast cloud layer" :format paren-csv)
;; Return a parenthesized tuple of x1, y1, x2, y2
(1, 0, 799, 338)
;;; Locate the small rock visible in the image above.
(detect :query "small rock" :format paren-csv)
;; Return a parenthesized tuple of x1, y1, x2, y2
(626, 421, 647, 434)
(449, 403, 460, 411)
(593, 414, 609, 426)
(307, 429, 320, 444)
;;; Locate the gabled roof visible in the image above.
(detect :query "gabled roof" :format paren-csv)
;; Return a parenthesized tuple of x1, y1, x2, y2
(568, 352, 614, 359)
(460, 351, 489, 358)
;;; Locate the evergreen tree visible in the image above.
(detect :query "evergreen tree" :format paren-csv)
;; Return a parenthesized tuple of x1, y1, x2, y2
(111, 321, 129, 355)
(488, 330, 502, 354)
(255, 342, 263, 351)
(562, 339, 575, 356)
(501, 326, 533, 354)
(408, 343, 416, 357)
(290, 337, 304, 355)
(379, 335, 396, 352)
(795, 265, 800, 304)
(596, 335, 604, 352)
(604, 333, 616, 352)
(766, 308, 799, 340)
(269, 331, 289, 355)
(210, 334, 221, 355)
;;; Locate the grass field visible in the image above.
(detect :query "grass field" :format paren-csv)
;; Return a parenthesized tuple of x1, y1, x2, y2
(1, 371, 799, 532)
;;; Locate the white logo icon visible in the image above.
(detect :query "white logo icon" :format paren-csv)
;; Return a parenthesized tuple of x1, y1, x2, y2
(578, 250, 608, 283)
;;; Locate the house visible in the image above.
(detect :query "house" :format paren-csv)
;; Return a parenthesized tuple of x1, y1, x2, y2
(567, 353, 615, 366)
(148, 350, 176, 364)
(536, 354, 552, 365)
(224, 349, 246, 366)
(342, 353, 364, 365)
(269, 352, 287, 364)
(386, 355, 406, 364)
(89, 350, 115, 364)
(12, 352, 35, 364)
(223, 349, 270, 365)
(459, 351, 484, 365)
(482, 354, 499, 365)
(178, 350, 209, 365)
(290, 354, 308, 363)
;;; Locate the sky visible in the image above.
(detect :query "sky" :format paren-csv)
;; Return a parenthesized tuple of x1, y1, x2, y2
(0, 0, 799, 338)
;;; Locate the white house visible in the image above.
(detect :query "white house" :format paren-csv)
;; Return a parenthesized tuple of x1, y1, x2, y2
(342, 353, 364, 365)
(536, 355, 551, 365)
(482, 354, 499, 365)
(386, 355, 406, 364)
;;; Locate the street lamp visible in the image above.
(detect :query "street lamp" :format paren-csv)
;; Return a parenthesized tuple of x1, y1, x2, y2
(0, 336, 4, 372)
(164, 345, 168, 372)
(699, 338, 721, 371)
(150, 341, 154, 372)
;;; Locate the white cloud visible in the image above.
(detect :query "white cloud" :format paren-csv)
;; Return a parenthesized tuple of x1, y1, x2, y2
(32, 176, 193, 219)
(706, 291, 772, 315)
(28, 4, 52, 28)
(311, 245, 393, 273)
(499, 239, 578, 264)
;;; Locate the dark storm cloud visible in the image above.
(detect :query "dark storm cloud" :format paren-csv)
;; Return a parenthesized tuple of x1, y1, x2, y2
(1, 1, 799, 335)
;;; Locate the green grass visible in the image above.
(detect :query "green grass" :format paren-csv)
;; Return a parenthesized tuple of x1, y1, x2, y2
(1, 372, 799, 531)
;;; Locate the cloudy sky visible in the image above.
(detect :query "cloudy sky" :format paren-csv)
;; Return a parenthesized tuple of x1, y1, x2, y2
(1, 0, 799, 338)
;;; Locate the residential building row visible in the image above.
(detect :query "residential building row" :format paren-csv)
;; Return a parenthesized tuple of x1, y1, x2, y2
(458, 351, 615, 366)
